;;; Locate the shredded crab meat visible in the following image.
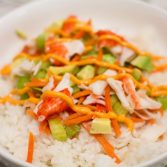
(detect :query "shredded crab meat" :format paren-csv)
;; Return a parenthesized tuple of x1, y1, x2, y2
(122, 77, 141, 110)
(63, 40, 85, 60)
(107, 78, 132, 111)
(83, 94, 105, 105)
(42, 77, 54, 92)
(137, 90, 161, 110)
(89, 80, 107, 96)
(119, 47, 134, 66)
(54, 73, 73, 94)
(103, 69, 117, 76)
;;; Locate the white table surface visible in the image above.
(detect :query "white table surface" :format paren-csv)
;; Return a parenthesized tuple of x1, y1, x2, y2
(0, 0, 166, 167)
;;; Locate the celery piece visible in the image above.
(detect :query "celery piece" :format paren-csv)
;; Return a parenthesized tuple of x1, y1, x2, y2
(16, 75, 30, 89)
(49, 65, 76, 75)
(131, 56, 154, 71)
(34, 70, 47, 79)
(156, 96, 167, 110)
(36, 34, 47, 52)
(20, 93, 29, 100)
(103, 54, 116, 64)
(132, 68, 142, 81)
(48, 119, 68, 142)
(65, 125, 80, 138)
(77, 65, 95, 80)
(90, 118, 112, 134)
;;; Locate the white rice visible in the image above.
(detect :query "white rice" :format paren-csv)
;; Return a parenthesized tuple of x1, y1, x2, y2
(0, 28, 167, 167)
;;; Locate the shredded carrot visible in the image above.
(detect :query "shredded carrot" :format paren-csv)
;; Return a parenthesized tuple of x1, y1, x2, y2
(111, 120, 121, 138)
(153, 64, 167, 72)
(39, 121, 51, 135)
(64, 114, 92, 125)
(0, 64, 11, 76)
(26, 132, 35, 163)
(73, 90, 92, 99)
(78, 97, 85, 105)
(26, 110, 37, 120)
(71, 54, 80, 62)
(105, 86, 112, 112)
(131, 117, 145, 123)
(26, 78, 48, 87)
(147, 119, 156, 125)
(104, 86, 121, 137)
(94, 134, 121, 163)
(151, 90, 167, 97)
(97, 49, 103, 61)
(66, 113, 84, 120)
(83, 123, 121, 164)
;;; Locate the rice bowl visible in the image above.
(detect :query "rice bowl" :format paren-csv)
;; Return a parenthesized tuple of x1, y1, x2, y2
(1, 0, 167, 167)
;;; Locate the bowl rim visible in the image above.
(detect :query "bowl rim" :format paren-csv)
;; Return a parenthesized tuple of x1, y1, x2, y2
(0, 0, 167, 166)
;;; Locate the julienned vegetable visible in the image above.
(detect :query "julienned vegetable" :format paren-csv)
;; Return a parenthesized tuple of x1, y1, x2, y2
(131, 55, 154, 71)
(77, 65, 95, 80)
(90, 118, 112, 134)
(1, 16, 167, 165)
(49, 119, 68, 141)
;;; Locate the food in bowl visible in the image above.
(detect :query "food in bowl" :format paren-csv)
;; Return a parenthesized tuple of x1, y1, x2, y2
(0, 16, 167, 167)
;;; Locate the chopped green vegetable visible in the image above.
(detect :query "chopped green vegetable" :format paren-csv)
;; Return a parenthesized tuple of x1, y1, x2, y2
(111, 95, 128, 115)
(49, 65, 77, 75)
(65, 125, 80, 138)
(131, 56, 154, 71)
(36, 34, 47, 52)
(48, 119, 67, 142)
(20, 93, 29, 100)
(16, 76, 30, 89)
(77, 65, 95, 80)
(97, 67, 107, 75)
(72, 85, 80, 94)
(34, 70, 47, 79)
(103, 54, 116, 64)
(16, 30, 27, 40)
(41, 61, 51, 70)
(132, 68, 142, 81)
(90, 118, 112, 134)
(156, 96, 167, 110)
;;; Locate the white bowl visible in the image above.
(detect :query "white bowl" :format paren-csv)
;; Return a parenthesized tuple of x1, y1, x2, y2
(0, 0, 167, 166)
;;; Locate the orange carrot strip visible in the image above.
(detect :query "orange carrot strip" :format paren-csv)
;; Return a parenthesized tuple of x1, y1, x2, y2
(39, 121, 51, 135)
(66, 113, 84, 120)
(111, 120, 121, 138)
(94, 134, 121, 163)
(26, 132, 35, 163)
(147, 119, 156, 125)
(73, 90, 92, 99)
(64, 114, 92, 125)
(26, 110, 37, 120)
(131, 117, 145, 123)
(153, 64, 167, 72)
(78, 97, 85, 105)
(97, 49, 103, 61)
(105, 85, 112, 112)
(71, 54, 80, 62)
(104, 86, 121, 137)
(26, 79, 47, 87)
(83, 123, 121, 164)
